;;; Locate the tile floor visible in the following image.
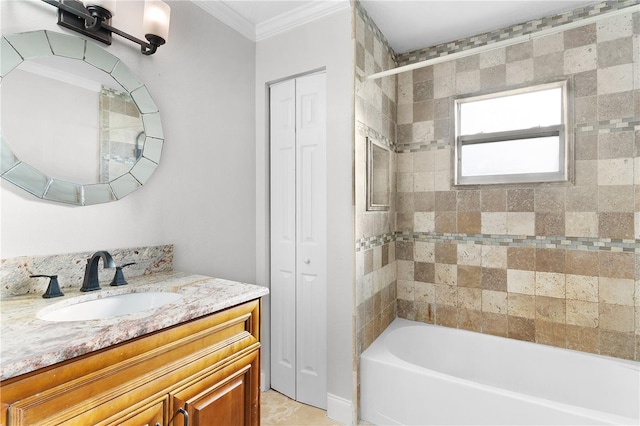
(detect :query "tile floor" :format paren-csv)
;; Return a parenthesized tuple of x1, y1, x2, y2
(261, 389, 342, 425)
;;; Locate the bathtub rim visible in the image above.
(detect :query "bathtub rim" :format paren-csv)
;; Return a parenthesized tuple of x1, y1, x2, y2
(360, 317, 640, 425)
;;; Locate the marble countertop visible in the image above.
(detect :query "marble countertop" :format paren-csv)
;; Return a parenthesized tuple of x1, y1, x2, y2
(0, 271, 269, 381)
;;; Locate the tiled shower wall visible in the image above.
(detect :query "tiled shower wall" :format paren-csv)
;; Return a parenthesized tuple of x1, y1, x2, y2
(354, 2, 398, 357)
(394, 10, 640, 361)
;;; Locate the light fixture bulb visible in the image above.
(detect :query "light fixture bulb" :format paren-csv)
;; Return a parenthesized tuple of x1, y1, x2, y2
(142, 0, 170, 43)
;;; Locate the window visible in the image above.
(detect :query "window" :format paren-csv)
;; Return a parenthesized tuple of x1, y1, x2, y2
(454, 81, 568, 185)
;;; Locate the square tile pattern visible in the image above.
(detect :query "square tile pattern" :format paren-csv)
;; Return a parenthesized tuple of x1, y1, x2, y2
(355, 2, 640, 362)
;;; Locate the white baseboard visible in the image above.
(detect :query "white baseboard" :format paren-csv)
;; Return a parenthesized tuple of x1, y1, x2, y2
(327, 393, 352, 426)
(260, 371, 268, 392)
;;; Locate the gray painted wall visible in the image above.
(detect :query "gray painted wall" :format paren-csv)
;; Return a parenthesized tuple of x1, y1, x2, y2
(1, 0, 257, 285)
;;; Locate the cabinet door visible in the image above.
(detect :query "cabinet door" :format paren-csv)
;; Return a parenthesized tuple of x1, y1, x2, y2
(172, 350, 259, 426)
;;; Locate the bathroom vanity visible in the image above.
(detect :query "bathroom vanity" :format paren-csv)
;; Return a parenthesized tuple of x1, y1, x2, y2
(0, 271, 268, 425)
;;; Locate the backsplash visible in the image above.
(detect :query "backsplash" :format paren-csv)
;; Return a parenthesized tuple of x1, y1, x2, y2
(0, 245, 173, 299)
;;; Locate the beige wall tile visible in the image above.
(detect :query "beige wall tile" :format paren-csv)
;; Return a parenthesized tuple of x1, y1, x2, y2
(479, 47, 506, 68)
(564, 44, 597, 74)
(397, 103, 413, 125)
(599, 304, 635, 332)
(413, 151, 434, 172)
(508, 316, 536, 342)
(536, 296, 566, 323)
(536, 320, 567, 348)
(599, 251, 634, 279)
(506, 59, 534, 85)
(535, 272, 566, 298)
(508, 293, 536, 318)
(481, 245, 507, 269)
(599, 330, 635, 360)
(598, 212, 634, 239)
(566, 250, 599, 277)
(599, 277, 635, 306)
(597, 14, 634, 42)
(457, 243, 482, 266)
(414, 242, 435, 263)
(566, 300, 599, 327)
(481, 189, 506, 212)
(415, 281, 435, 304)
(435, 263, 457, 286)
(397, 260, 414, 281)
(566, 274, 599, 302)
(533, 32, 564, 56)
(481, 212, 507, 234)
(398, 83, 413, 105)
(415, 261, 435, 283)
(456, 70, 480, 94)
(507, 247, 536, 271)
(414, 212, 435, 232)
(435, 284, 457, 306)
(536, 210, 565, 237)
(598, 64, 634, 94)
(598, 185, 635, 212)
(507, 212, 535, 235)
(566, 324, 599, 354)
(458, 308, 483, 332)
(565, 212, 599, 237)
(483, 312, 508, 337)
(458, 287, 482, 310)
(397, 172, 413, 193)
(396, 153, 413, 172)
(397, 279, 415, 301)
(457, 265, 482, 288)
(434, 170, 451, 191)
(482, 289, 507, 314)
(507, 269, 536, 295)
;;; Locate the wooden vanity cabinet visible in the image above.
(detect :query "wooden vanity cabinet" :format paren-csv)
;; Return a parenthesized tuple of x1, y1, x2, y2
(0, 299, 261, 426)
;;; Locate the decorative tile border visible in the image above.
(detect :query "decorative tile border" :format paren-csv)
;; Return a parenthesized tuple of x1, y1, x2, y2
(576, 117, 640, 135)
(396, 139, 448, 153)
(357, 232, 640, 252)
(396, 0, 640, 66)
(356, 232, 395, 251)
(393, 117, 640, 154)
(357, 120, 395, 150)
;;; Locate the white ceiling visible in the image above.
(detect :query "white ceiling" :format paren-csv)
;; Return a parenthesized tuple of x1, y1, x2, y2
(194, 0, 599, 53)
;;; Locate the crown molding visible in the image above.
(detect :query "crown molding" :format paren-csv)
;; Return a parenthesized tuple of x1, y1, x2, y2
(255, 1, 350, 42)
(191, 0, 350, 43)
(191, 0, 255, 41)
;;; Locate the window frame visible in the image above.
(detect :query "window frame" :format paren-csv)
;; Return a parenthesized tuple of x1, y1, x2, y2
(454, 80, 570, 186)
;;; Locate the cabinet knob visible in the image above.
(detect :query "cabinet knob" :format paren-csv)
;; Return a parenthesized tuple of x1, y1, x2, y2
(303, 258, 310, 264)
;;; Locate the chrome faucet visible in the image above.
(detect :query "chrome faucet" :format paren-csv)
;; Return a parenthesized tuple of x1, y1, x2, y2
(81, 251, 116, 292)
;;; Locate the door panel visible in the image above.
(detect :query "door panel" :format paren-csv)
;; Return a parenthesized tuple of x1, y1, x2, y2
(269, 79, 297, 399)
(294, 73, 327, 409)
(270, 72, 326, 410)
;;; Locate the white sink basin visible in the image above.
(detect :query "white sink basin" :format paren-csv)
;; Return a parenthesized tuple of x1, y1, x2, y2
(37, 292, 182, 322)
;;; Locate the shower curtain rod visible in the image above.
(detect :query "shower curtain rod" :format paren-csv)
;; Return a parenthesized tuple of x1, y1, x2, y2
(365, 4, 640, 81)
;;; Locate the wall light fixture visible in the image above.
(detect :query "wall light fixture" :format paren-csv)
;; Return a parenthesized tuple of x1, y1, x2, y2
(41, 0, 170, 55)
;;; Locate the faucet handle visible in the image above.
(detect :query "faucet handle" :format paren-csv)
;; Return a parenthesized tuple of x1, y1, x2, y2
(31, 274, 64, 299)
(110, 262, 136, 287)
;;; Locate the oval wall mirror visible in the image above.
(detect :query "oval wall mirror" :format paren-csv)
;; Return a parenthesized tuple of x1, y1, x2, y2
(0, 30, 164, 206)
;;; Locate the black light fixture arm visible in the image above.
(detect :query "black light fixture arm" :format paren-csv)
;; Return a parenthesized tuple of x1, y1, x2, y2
(41, 0, 164, 55)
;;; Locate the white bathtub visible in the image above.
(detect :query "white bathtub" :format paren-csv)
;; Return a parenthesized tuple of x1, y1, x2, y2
(360, 318, 640, 425)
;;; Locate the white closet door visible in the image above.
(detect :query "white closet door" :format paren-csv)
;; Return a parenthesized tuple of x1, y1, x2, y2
(294, 73, 327, 409)
(270, 79, 297, 400)
(269, 72, 327, 410)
